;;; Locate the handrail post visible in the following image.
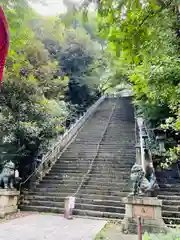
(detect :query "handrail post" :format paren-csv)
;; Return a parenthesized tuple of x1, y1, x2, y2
(137, 117, 145, 172)
(139, 127, 145, 172)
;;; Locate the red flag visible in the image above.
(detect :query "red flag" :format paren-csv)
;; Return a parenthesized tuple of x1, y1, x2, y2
(0, 7, 9, 89)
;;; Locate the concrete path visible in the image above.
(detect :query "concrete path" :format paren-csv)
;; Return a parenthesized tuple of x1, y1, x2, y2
(0, 214, 107, 240)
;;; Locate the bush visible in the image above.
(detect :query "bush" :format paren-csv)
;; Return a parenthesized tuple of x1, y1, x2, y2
(143, 229, 180, 240)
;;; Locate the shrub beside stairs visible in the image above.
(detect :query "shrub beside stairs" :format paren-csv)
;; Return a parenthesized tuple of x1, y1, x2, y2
(20, 97, 136, 219)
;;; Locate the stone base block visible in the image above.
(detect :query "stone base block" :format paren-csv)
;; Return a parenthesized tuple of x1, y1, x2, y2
(121, 196, 168, 234)
(0, 189, 20, 218)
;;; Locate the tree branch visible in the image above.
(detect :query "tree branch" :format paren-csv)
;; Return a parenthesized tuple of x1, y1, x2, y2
(139, 0, 173, 27)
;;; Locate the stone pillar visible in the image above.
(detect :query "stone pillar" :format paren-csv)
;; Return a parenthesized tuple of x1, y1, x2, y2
(121, 196, 168, 234)
(0, 189, 20, 218)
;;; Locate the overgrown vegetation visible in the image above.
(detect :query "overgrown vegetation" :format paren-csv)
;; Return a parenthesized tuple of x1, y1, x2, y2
(143, 229, 180, 240)
(0, 1, 105, 180)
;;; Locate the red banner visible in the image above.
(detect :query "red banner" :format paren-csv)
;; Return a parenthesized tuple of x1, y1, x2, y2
(0, 7, 9, 88)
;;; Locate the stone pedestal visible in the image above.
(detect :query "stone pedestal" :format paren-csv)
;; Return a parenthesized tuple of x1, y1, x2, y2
(0, 189, 20, 218)
(122, 196, 168, 234)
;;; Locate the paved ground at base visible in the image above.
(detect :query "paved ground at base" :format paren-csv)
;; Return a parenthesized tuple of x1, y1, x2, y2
(0, 214, 107, 240)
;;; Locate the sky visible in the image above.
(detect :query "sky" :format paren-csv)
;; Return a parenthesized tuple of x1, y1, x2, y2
(31, 0, 81, 16)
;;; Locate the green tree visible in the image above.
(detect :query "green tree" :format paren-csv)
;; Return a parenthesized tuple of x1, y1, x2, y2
(31, 15, 104, 113)
(81, 0, 180, 163)
(0, 2, 106, 180)
(0, 6, 69, 177)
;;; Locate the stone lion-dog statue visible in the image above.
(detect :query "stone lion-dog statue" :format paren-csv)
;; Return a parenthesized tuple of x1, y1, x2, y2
(0, 161, 16, 189)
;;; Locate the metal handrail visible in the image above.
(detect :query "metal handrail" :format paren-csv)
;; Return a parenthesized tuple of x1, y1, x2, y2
(40, 96, 105, 165)
(134, 105, 156, 165)
(144, 122, 154, 162)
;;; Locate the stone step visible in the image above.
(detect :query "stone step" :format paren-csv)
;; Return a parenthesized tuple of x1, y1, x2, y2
(65, 148, 135, 152)
(51, 164, 133, 169)
(49, 167, 131, 172)
(162, 205, 180, 211)
(45, 175, 131, 183)
(36, 183, 129, 191)
(20, 205, 124, 219)
(32, 187, 130, 196)
(27, 192, 128, 200)
(39, 179, 129, 186)
(76, 128, 133, 131)
(59, 154, 135, 158)
(70, 142, 134, 146)
(66, 143, 135, 147)
(159, 184, 180, 188)
(158, 194, 180, 202)
(162, 210, 180, 218)
(71, 203, 125, 214)
(64, 149, 135, 152)
(57, 157, 135, 162)
(57, 157, 134, 162)
(47, 171, 131, 176)
(58, 157, 135, 162)
(24, 195, 124, 207)
(158, 193, 180, 201)
(47, 171, 131, 177)
(52, 161, 133, 167)
(159, 187, 180, 192)
(60, 154, 135, 159)
(101, 138, 135, 141)
(59, 158, 134, 162)
(55, 162, 132, 168)
(55, 158, 134, 163)
(74, 140, 133, 143)
(24, 200, 125, 213)
(43, 174, 130, 181)
(162, 199, 180, 206)
(158, 191, 180, 196)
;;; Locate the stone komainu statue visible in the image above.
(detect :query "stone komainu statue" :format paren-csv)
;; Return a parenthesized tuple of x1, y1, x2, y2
(0, 161, 16, 189)
(129, 163, 159, 196)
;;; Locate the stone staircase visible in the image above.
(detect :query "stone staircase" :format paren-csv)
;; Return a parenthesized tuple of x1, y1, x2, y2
(21, 97, 136, 219)
(156, 164, 180, 226)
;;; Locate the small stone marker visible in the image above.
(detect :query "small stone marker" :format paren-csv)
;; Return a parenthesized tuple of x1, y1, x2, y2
(121, 196, 168, 234)
(64, 196, 75, 219)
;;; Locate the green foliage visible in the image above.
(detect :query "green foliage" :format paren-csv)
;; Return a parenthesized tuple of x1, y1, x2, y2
(0, 9, 69, 165)
(143, 229, 180, 240)
(32, 16, 104, 110)
(0, 3, 104, 178)
(83, 0, 180, 165)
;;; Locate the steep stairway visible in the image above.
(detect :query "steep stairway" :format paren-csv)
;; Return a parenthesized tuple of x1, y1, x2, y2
(21, 97, 136, 219)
